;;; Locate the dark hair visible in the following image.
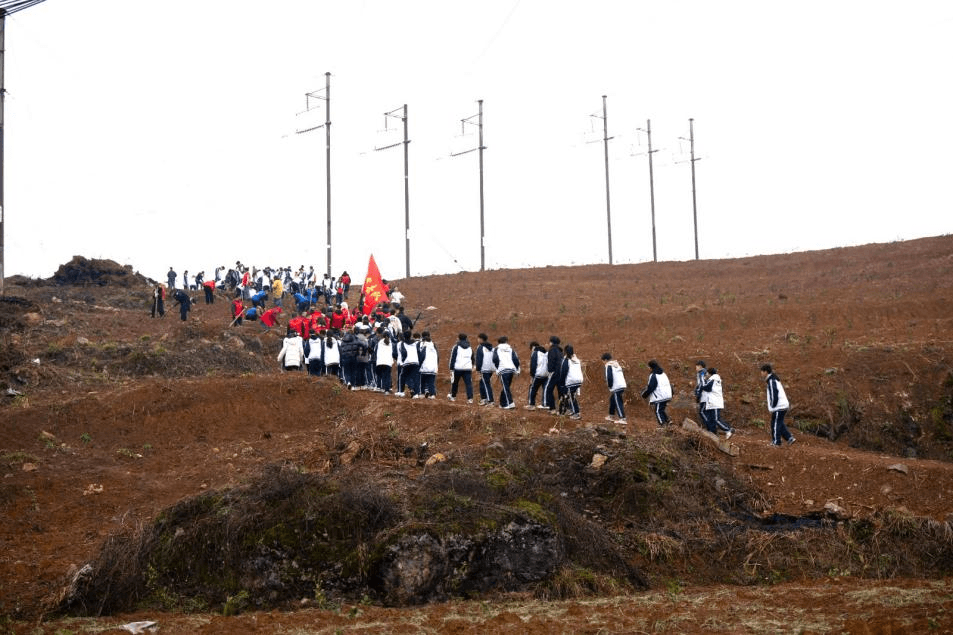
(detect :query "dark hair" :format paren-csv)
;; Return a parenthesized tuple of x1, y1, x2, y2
(708, 367, 717, 376)
(648, 360, 662, 372)
(458, 333, 468, 341)
(529, 341, 539, 349)
(498, 336, 508, 344)
(478, 333, 488, 342)
(760, 364, 773, 373)
(564, 344, 574, 357)
(549, 335, 560, 345)
(601, 352, 612, 361)
(695, 360, 706, 368)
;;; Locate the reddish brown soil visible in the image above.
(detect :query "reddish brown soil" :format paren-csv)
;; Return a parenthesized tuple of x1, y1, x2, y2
(2, 236, 953, 633)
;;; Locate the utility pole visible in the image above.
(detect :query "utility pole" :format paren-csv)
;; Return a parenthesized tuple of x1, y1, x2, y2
(688, 118, 699, 260)
(296, 72, 332, 277)
(375, 104, 411, 278)
(636, 119, 659, 262)
(450, 99, 486, 271)
(676, 118, 702, 259)
(588, 96, 614, 264)
(0, 0, 50, 295)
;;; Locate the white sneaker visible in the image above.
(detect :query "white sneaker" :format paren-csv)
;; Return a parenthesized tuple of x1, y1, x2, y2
(570, 414, 581, 421)
(412, 394, 423, 399)
(615, 418, 627, 425)
(467, 399, 473, 404)
(447, 395, 456, 401)
(478, 399, 487, 405)
(525, 405, 536, 411)
(395, 392, 405, 397)
(502, 403, 516, 410)
(605, 415, 615, 422)
(725, 430, 733, 440)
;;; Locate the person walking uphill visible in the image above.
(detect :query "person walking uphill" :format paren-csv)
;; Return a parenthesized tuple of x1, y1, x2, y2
(542, 336, 564, 413)
(560, 345, 584, 420)
(525, 341, 548, 410)
(276, 327, 305, 371)
(641, 360, 673, 426)
(475, 333, 496, 406)
(601, 353, 627, 424)
(761, 364, 795, 446)
(492, 336, 520, 409)
(698, 366, 734, 439)
(447, 333, 474, 403)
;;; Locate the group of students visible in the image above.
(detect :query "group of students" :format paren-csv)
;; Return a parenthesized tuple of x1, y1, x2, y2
(270, 322, 786, 441)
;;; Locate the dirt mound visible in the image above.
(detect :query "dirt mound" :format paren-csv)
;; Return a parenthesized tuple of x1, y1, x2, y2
(50, 255, 152, 287)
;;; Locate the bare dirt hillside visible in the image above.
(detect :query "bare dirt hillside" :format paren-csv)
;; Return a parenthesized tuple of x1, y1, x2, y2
(2, 236, 953, 633)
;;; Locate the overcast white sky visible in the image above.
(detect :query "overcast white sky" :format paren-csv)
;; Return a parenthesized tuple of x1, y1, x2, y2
(3, 1, 952, 282)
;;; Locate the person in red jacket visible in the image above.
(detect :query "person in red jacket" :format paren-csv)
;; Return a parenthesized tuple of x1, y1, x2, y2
(260, 306, 282, 331)
(202, 279, 216, 304)
(287, 313, 310, 338)
(310, 311, 328, 335)
(329, 307, 346, 331)
(340, 271, 351, 297)
(231, 298, 245, 326)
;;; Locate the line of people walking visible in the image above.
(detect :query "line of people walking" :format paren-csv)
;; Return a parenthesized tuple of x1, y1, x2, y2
(273, 315, 795, 447)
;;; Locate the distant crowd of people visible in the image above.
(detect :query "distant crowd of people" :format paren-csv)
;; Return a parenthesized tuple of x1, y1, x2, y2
(148, 262, 796, 448)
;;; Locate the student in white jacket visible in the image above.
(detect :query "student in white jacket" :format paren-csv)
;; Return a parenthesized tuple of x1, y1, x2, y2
(601, 352, 628, 424)
(640, 360, 673, 426)
(418, 331, 439, 399)
(761, 364, 795, 447)
(698, 366, 734, 439)
(276, 328, 305, 371)
(560, 345, 584, 420)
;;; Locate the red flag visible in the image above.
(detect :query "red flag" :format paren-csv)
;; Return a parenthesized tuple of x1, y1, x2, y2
(361, 254, 389, 316)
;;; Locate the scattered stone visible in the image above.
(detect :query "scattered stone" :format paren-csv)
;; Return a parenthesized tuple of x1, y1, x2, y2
(589, 453, 607, 469)
(804, 499, 814, 506)
(715, 477, 726, 492)
(76, 337, 90, 346)
(83, 484, 104, 496)
(887, 463, 909, 475)
(22, 312, 43, 326)
(340, 440, 362, 465)
(824, 501, 849, 519)
(425, 452, 447, 467)
(22, 463, 37, 472)
(880, 485, 892, 495)
(39, 430, 56, 441)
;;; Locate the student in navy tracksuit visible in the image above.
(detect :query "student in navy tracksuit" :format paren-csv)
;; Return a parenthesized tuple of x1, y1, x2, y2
(640, 360, 673, 426)
(601, 352, 627, 424)
(397, 331, 421, 397)
(698, 366, 734, 438)
(525, 341, 549, 410)
(475, 333, 496, 406)
(694, 360, 712, 431)
(542, 336, 564, 413)
(492, 336, 520, 409)
(560, 345, 584, 420)
(447, 333, 474, 402)
(761, 364, 795, 446)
